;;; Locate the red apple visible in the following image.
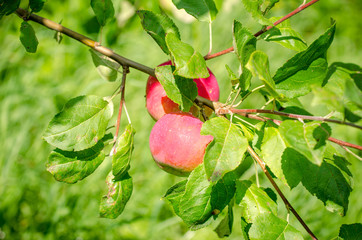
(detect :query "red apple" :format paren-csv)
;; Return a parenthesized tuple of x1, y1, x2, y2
(146, 61, 219, 120)
(149, 112, 213, 176)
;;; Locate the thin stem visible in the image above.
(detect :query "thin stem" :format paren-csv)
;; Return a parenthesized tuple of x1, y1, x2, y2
(15, 8, 156, 77)
(241, 85, 265, 102)
(254, 160, 260, 187)
(123, 102, 131, 124)
(112, 66, 129, 155)
(208, 22, 213, 55)
(247, 145, 318, 240)
(204, 0, 321, 60)
(221, 108, 362, 130)
(342, 146, 362, 161)
(234, 112, 362, 151)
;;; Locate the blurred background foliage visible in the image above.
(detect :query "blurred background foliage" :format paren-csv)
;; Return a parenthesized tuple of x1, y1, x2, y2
(0, 0, 361, 239)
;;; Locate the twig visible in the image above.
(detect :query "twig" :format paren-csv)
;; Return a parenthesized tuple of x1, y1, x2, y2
(234, 112, 362, 151)
(220, 108, 362, 130)
(204, 0, 321, 60)
(15, 8, 156, 77)
(247, 146, 318, 240)
(112, 66, 129, 155)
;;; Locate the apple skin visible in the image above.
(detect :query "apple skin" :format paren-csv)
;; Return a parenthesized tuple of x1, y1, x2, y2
(149, 112, 213, 176)
(146, 61, 219, 120)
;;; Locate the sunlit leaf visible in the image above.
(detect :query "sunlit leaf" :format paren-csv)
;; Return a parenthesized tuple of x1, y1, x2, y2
(248, 213, 303, 240)
(112, 124, 135, 180)
(172, 0, 218, 22)
(90, 49, 120, 82)
(233, 20, 256, 92)
(165, 32, 209, 78)
(241, 0, 274, 25)
(235, 180, 277, 223)
(214, 204, 233, 238)
(246, 50, 285, 100)
(47, 140, 106, 184)
(155, 65, 197, 112)
(43, 95, 113, 151)
(201, 117, 248, 182)
(137, 10, 180, 54)
(262, 18, 307, 52)
(176, 165, 236, 229)
(273, 24, 336, 98)
(100, 172, 133, 219)
(279, 120, 331, 165)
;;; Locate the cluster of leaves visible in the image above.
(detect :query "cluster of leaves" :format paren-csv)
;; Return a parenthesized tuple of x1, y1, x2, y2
(1, 0, 361, 238)
(136, 0, 361, 238)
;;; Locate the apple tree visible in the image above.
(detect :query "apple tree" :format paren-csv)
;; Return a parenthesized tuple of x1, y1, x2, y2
(1, 0, 361, 239)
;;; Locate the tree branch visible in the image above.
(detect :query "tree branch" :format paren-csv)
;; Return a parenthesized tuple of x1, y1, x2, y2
(204, 0, 321, 60)
(247, 146, 318, 240)
(15, 8, 156, 77)
(234, 112, 362, 151)
(220, 108, 362, 130)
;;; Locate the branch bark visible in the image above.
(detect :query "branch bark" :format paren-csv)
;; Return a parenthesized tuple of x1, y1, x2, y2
(204, 0, 321, 60)
(15, 8, 156, 77)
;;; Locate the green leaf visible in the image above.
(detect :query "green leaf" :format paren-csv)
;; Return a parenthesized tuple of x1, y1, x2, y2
(90, 49, 120, 82)
(29, 0, 46, 12)
(276, 58, 328, 99)
(112, 124, 135, 180)
(233, 20, 257, 66)
(235, 181, 277, 223)
(137, 10, 180, 54)
(246, 50, 285, 101)
(165, 32, 209, 78)
(241, 0, 274, 25)
(214, 204, 233, 238)
(282, 148, 352, 215)
(233, 20, 256, 92)
(0, 0, 20, 19)
(315, 62, 362, 121)
(178, 165, 213, 227)
(155, 65, 198, 112)
(99, 172, 133, 219)
(90, 0, 115, 26)
(43, 95, 113, 151)
(201, 117, 248, 182)
(262, 18, 307, 52)
(172, 0, 218, 22)
(279, 120, 331, 165)
(177, 165, 236, 229)
(273, 24, 336, 97)
(19, 21, 39, 53)
(260, 126, 287, 184)
(164, 180, 187, 216)
(47, 140, 105, 184)
(338, 223, 362, 240)
(248, 213, 303, 240)
(225, 64, 239, 90)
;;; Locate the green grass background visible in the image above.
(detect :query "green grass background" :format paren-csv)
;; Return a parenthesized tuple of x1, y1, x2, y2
(0, 0, 361, 239)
